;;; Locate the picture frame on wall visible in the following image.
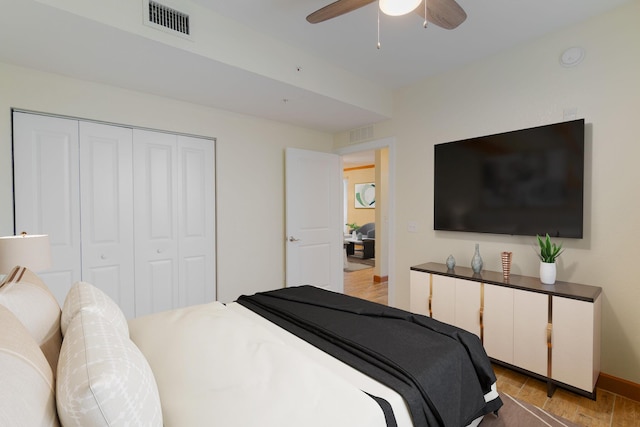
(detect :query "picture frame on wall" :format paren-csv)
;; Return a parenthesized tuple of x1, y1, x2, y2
(355, 183, 375, 208)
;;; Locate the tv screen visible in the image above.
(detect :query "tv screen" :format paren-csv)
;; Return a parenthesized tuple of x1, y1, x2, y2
(434, 119, 584, 238)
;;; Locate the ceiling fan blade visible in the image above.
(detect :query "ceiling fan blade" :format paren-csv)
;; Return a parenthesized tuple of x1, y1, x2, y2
(414, 0, 467, 29)
(306, 0, 376, 24)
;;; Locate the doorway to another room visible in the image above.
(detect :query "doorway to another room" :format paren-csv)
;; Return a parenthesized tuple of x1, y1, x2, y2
(341, 148, 389, 306)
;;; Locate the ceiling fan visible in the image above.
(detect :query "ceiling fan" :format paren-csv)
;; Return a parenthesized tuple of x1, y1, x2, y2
(306, 0, 467, 30)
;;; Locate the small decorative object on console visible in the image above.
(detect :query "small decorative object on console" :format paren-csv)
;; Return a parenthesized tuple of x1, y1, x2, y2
(536, 234, 563, 285)
(501, 252, 512, 280)
(471, 243, 483, 273)
(446, 255, 456, 270)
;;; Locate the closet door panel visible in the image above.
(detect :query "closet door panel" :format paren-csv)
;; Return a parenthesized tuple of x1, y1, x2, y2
(178, 135, 216, 306)
(148, 259, 176, 313)
(133, 130, 179, 316)
(13, 112, 81, 305)
(79, 122, 135, 318)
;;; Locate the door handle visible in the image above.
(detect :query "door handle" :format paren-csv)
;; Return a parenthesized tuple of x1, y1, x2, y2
(288, 236, 300, 242)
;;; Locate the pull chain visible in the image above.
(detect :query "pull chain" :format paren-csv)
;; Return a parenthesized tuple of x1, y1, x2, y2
(377, 6, 381, 49)
(423, 0, 428, 28)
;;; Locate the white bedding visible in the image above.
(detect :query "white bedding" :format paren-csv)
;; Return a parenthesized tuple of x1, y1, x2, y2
(129, 301, 389, 427)
(130, 300, 494, 427)
(226, 301, 415, 427)
(228, 302, 492, 427)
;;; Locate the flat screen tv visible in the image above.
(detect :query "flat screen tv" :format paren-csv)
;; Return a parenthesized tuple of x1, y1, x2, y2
(434, 119, 584, 238)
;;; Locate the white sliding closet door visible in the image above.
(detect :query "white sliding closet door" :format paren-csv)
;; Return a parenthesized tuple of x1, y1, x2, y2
(177, 135, 216, 307)
(14, 112, 216, 317)
(133, 130, 216, 316)
(79, 122, 135, 318)
(13, 113, 81, 305)
(133, 130, 179, 316)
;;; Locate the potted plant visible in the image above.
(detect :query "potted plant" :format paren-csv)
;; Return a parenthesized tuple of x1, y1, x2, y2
(346, 223, 359, 235)
(536, 234, 563, 284)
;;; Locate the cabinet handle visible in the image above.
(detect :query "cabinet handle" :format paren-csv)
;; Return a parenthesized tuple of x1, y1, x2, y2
(428, 295, 432, 318)
(546, 323, 553, 349)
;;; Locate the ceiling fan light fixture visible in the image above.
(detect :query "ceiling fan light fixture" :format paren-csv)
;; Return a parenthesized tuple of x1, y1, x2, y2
(379, 0, 422, 16)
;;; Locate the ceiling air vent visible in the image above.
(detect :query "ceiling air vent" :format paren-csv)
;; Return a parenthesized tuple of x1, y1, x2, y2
(349, 125, 374, 143)
(148, 1, 190, 36)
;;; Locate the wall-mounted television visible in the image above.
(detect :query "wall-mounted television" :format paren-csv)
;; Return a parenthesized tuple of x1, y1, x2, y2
(434, 119, 584, 238)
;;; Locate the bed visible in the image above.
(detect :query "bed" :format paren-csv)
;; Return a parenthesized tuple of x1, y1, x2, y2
(0, 265, 502, 427)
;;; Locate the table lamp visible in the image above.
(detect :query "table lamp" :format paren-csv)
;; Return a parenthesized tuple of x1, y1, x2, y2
(0, 233, 52, 275)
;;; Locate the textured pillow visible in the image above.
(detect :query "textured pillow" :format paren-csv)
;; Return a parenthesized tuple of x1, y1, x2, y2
(0, 304, 59, 426)
(61, 281, 129, 337)
(0, 265, 62, 374)
(57, 309, 163, 427)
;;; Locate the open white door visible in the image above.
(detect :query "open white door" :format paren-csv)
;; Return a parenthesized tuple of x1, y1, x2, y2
(285, 148, 343, 293)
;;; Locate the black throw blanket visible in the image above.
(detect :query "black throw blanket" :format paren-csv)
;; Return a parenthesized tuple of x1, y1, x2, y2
(237, 286, 502, 427)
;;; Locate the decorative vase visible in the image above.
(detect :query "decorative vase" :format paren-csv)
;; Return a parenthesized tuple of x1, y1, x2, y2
(501, 251, 512, 280)
(471, 243, 483, 273)
(540, 261, 556, 285)
(446, 255, 456, 270)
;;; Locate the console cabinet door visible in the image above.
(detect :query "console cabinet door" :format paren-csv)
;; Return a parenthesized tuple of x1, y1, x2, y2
(454, 279, 481, 338)
(552, 295, 601, 393)
(431, 274, 456, 326)
(409, 270, 430, 316)
(513, 290, 548, 376)
(483, 284, 514, 364)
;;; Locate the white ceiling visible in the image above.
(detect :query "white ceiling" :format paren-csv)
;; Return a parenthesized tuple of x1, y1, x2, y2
(0, 0, 631, 133)
(191, 0, 629, 89)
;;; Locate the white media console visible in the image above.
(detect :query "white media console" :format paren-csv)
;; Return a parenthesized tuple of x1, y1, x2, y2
(410, 262, 602, 399)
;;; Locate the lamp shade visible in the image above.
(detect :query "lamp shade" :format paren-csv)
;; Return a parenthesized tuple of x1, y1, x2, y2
(0, 234, 52, 274)
(379, 0, 422, 16)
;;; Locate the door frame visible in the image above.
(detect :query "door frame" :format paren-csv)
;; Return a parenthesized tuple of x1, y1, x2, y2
(335, 137, 396, 307)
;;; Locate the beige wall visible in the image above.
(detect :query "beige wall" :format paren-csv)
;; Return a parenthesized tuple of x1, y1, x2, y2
(336, 1, 640, 384)
(0, 61, 333, 303)
(343, 166, 376, 231)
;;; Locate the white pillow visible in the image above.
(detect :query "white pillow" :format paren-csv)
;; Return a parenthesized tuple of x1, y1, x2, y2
(61, 281, 129, 337)
(57, 309, 163, 427)
(0, 265, 62, 374)
(0, 304, 59, 426)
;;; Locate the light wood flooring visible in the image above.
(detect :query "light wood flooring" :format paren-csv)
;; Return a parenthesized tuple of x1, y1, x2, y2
(343, 267, 640, 427)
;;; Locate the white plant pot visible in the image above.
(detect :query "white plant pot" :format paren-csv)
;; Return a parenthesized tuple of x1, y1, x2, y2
(540, 261, 557, 285)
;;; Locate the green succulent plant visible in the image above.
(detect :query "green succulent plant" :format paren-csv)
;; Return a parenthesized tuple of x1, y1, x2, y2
(536, 234, 564, 263)
(346, 222, 359, 231)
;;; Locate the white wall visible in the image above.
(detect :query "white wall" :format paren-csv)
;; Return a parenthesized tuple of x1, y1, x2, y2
(336, 1, 640, 384)
(0, 62, 333, 303)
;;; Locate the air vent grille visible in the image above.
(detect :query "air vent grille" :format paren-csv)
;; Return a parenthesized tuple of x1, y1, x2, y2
(349, 125, 374, 143)
(148, 1, 190, 35)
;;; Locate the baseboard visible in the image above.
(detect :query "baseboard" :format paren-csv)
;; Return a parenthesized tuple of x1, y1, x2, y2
(373, 275, 388, 283)
(597, 372, 640, 402)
